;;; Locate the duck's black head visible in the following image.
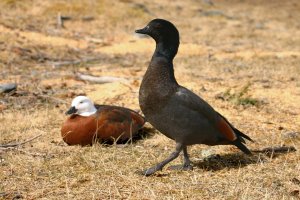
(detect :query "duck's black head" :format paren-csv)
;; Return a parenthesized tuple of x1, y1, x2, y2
(136, 19, 180, 59)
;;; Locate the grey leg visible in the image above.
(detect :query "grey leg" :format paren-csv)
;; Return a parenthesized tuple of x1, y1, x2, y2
(183, 146, 193, 170)
(143, 143, 183, 176)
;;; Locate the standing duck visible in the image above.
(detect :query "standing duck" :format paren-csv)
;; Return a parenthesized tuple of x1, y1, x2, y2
(136, 19, 253, 176)
(61, 96, 145, 146)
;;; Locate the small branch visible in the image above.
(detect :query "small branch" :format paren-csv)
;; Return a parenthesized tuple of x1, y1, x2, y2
(76, 73, 128, 84)
(37, 94, 68, 104)
(57, 13, 64, 28)
(50, 57, 102, 68)
(57, 13, 71, 28)
(253, 146, 297, 154)
(81, 16, 95, 21)
(84, 37, 105, 45)
(0, 134, 43, 148)
(0, 83, 17, 94)
(17, 149, 48, 157)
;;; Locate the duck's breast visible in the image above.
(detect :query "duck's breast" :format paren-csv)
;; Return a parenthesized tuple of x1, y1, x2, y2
(61, 115, 98, 145)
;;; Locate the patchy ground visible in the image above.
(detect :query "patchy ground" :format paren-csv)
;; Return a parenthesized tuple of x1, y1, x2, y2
(0, 0, 300, 199)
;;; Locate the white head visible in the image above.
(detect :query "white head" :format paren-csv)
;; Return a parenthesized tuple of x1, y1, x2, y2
(65, 96, 97, 116)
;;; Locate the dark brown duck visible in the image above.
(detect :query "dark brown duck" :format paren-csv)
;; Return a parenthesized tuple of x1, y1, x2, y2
(136, 19, 253, 176)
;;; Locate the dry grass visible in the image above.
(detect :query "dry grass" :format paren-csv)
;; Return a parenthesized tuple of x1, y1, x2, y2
(1, 0, 300, 199)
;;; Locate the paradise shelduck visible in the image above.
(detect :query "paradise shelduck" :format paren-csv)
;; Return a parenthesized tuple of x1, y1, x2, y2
(135, 19, 254, 176)
(61, 96, 145, 146)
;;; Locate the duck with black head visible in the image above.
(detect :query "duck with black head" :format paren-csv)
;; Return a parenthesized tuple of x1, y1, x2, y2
(136, 19, 254, 176)
(61, 96, 145, 146)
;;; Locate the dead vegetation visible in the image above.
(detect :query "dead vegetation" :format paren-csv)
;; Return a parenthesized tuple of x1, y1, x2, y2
(0, 0, 300, 199)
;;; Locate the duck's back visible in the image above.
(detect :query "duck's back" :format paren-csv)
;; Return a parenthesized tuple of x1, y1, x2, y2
(95, 105, 145, 140)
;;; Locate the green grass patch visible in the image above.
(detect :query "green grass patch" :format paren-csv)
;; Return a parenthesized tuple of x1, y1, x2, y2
(216, 83, 262, 107)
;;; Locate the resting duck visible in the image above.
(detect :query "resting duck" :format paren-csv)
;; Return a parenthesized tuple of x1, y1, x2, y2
(61, 96, 145, 146)
(136, 19, 253, 176)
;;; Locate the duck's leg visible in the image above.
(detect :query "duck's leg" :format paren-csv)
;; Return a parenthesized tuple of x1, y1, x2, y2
(182, 146, 193, 170)
(167, 145, 194, 171)
(143, 143, 183, 176)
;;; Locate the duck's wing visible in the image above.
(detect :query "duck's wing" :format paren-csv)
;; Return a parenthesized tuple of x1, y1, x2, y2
(174, 87, 219, 123)
(94, 105, 145, 140)
(173, 86, 252, 154)
(95, 104, 145, 125)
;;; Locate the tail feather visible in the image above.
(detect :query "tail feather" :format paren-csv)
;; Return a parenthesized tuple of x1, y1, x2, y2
(238, 135, 246, 144)
(233, 127, 254, 143)
(217, 112, 253, 154)
(232, 140, 252, 155)
(217, 112, 254, 143)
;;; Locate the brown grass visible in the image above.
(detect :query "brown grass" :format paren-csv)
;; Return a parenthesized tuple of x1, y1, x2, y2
(1, 0, 300, 199)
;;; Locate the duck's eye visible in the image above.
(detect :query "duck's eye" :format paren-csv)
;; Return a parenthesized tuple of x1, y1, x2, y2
(79, 101, 83, 104)
(154, 24, 161, 29)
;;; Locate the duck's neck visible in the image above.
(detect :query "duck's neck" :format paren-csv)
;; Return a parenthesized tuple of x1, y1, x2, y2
(141, 41, 179, 93)
(78, 106, 97, 117)
(148, 39, 179, 83)
(139, 40, 179, 113)
(153, 39, 179, 60)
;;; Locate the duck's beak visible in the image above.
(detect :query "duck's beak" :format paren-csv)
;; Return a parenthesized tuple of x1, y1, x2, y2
(135, 26, 148, 34)
(65, 106, 78, 115)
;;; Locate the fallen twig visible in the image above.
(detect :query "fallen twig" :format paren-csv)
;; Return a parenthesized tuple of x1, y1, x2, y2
(17, 149, 49, 158)
(0, 83, 17, 94)
(50, 57, 103, 68)
(37, 94, 68, 104)
(57, 13, 71, 28)
(81, 16, 95, 21)
(76, 73, 128, 84)
(253, 146, 297, 154)
(57, 13, 64, 28)
(85, 37, 105, 45)
(0, 133, 43, 148)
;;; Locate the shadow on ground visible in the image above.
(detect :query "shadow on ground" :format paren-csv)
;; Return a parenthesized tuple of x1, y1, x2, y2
(193, 145, 297, 171)
(101, 126, 157, 145)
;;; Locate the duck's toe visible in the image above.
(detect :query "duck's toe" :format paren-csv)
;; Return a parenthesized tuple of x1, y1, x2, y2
(167, 164, 193, 171)
(141, 166, 161, 176)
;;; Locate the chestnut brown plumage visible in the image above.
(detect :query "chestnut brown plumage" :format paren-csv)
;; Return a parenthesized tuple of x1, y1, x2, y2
(61, 96, 145, 146)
